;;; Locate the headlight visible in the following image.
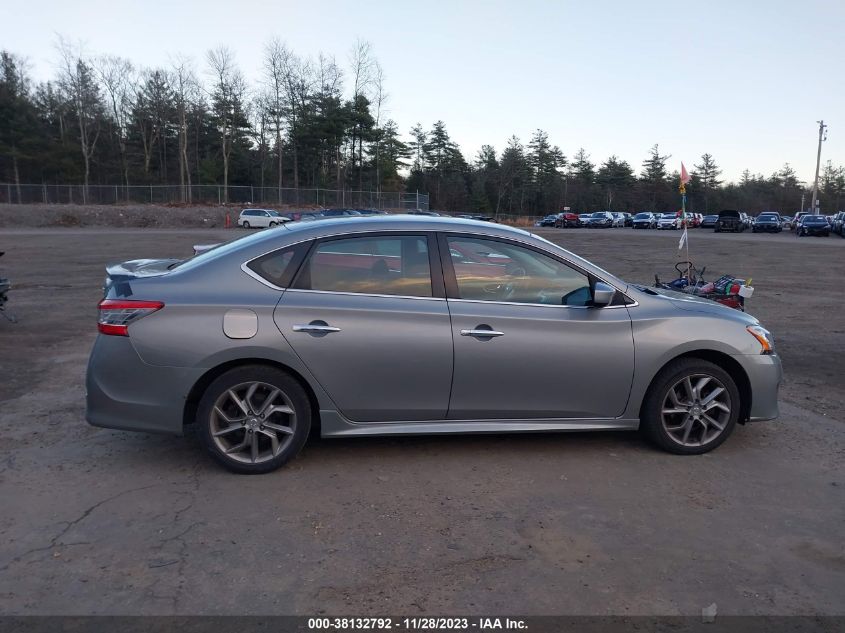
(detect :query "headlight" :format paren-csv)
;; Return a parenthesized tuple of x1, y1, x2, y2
(747, 325, 774, 354)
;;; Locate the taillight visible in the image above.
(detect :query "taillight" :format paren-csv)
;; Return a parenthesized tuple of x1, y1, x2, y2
(97, 299, 164, 336)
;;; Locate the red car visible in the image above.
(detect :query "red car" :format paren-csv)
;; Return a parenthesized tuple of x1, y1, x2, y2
(554, 212, 581, 228)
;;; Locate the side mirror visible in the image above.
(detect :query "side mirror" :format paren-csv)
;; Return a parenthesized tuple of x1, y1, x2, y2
(592, 282, 616, 307)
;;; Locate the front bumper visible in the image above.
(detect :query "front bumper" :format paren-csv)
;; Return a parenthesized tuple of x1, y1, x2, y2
(733, 353, 783, 422)
(86, 335, 204, 435)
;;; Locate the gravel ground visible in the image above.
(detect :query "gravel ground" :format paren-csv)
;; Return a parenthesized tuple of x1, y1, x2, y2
(0, 225, 842, 616)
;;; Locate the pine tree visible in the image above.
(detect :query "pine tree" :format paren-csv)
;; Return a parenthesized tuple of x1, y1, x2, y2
(640, 144, 671, 209)
(692, 153, 722, 213)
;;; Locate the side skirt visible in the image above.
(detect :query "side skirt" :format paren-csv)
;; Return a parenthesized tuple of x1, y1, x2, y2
(319, 410, 640, 437)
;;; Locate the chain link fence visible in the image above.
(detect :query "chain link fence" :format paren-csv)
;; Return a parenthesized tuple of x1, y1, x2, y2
(0, 183, 430, 211)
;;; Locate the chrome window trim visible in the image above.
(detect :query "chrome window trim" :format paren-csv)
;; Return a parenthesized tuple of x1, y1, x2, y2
(238, 226, 632, 300)
(240, 261, 287, 291)
(284, 288, 446, 302)
(447, 297, 637, 310)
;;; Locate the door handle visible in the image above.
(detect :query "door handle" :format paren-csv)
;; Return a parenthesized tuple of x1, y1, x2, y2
(293, 323, 341, 333)
(461, 328, 504, 338)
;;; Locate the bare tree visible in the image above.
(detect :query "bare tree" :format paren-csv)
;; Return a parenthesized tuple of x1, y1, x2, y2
(206, 46, 247, 203)
(133, 68, 173, 178)
(57, 37, 102, 203)
(372, 61, 388, 196)
(95, 55, 134, 190)
(279, 48, 313, 192)
(171, 55, 198, 202)
(348, 39, 375, 191)
(263, 39, 290, 199)
(250, 93, 271, 191)
(316, 52, 344, 188)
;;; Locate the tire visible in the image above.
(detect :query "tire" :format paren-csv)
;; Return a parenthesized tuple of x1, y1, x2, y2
(196, 365, 312, 474)
(640, 358, 740, 455)
(242, 221, 250, 229)
(269, 221, 278, 228)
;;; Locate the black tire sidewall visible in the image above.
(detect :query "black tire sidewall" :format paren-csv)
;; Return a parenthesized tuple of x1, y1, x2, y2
(196, 365, 312, 474)
(641, 358, 740, 455)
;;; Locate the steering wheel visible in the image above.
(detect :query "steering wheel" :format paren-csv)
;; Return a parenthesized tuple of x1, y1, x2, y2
(500, 264, 527, 301)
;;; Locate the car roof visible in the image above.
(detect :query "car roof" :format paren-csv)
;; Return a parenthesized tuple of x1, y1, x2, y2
(268, 214, 532, 243)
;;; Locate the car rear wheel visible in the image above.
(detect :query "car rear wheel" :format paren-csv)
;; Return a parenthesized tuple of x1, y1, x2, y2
(242, 221, 250, 229)
(197, 365, 311, 474)
(640, 358, 739, 455)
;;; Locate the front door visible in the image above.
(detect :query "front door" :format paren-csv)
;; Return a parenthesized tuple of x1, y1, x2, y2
(441, 235, 635, 420)
(273, 233, 453, 423)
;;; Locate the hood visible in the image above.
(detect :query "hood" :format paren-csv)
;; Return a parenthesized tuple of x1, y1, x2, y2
(645, 286, 758, 323)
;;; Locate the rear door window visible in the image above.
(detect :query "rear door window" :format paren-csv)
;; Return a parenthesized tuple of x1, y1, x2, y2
(295, 235, 433, 297)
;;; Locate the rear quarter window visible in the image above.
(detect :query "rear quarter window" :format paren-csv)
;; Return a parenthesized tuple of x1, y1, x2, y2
(245, 243, 309, 288)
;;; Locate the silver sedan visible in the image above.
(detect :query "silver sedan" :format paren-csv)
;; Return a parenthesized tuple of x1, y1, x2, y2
(87, 216, 781, 473)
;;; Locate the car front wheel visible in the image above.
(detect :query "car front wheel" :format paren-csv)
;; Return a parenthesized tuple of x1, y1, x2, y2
(640, 358, 739, 455)
(197, 365, 311, 474)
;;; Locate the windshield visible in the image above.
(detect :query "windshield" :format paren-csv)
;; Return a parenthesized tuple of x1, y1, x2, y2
(661, 213, 675, 219)
(634, 213, 651, 219)
(591, 212, 605, 218)
(529, 234, 627, 289)
(758, 214, 778, 220)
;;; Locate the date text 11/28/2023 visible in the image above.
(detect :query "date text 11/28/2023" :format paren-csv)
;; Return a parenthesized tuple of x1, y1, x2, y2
(307, 617, 528, 631)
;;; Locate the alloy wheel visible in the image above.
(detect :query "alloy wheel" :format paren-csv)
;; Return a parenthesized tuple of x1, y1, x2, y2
(209, 381, 297, 464)
(660, 373, 732, 447)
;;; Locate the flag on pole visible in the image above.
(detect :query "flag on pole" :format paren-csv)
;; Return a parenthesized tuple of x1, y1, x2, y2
(678, 225, 688, 250)
(680, 162, 690, 185)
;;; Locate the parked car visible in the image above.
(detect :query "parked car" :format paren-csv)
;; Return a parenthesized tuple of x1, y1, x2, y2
(320, 209, 365, 218)
(632, 212, 657, 229)
(657, 213, 681, 230)
(87, 216, 781, 473)
(740, 213, 753, 230)
(752, 212, 783, 233)
(578, 213, 593, 224)
(407, 210, 441, 216)
(622, 213, 634, 227)
(585, 211, 614, 228)
(796, 214, 830, 237)
(278, 211, 318, 222)
(790, 211, 809, 230)
(238, 209, 290, 229)
(611, 212, 626, 228)
(700, 214, 719, 229)
(714, 210, 745, 233)
(538, 214, 558, 227)
(831, 211, 845, 236)
(780, 215, 793, 230)
(555, 211, 581, 228)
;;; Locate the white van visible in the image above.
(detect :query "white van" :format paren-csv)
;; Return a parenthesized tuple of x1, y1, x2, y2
(238, 209, 289, 229)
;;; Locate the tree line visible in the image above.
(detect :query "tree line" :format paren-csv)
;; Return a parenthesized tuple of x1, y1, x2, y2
(1, 40, 843, 215)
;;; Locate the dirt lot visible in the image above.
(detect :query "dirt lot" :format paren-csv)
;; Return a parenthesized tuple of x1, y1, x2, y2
(0, 224, 843, 616)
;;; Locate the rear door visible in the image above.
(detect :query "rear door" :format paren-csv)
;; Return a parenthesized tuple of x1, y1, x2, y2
(273, 232, 453, 422)
(440, 234, 634, 421)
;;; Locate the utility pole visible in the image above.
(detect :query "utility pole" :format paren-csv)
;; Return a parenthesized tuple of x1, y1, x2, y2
(810, 120, 828, 215)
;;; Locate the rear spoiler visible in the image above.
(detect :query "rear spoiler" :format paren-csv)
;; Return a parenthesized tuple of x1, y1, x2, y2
(192, 243, 222, 256)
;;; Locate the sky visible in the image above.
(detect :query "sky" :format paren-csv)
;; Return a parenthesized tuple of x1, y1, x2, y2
(2, 0, 843, 183)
